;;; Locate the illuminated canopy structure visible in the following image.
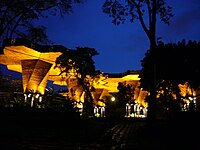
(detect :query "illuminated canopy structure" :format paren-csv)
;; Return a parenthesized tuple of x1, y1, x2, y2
(0, 38, 147, 108)
(1, 38, 199, 116)
(0, 39, 65, 94)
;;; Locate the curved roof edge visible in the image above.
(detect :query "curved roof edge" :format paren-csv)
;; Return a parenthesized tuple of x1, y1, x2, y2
(2, 38, 68, 53)
(107, 70, 140, 78)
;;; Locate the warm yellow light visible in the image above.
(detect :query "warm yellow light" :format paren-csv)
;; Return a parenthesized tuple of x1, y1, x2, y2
(0, 44, 148, 109)
(111, 96, 115, 102)
(122, 74, 140, 81)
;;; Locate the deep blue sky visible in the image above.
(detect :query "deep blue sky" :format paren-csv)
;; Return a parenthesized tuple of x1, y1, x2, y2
(1, 0, 200, 92)
(39, 0, 200, 73)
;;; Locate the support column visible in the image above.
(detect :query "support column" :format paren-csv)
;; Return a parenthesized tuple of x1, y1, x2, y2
(21, 59, 52, 94)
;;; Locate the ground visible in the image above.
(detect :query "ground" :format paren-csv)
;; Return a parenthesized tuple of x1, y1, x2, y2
(0, 109, 199, 150)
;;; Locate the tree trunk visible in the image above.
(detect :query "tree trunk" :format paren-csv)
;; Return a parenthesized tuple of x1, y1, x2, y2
(147, 89, 157, 125)
(78, 78, 94, 118)
(146, 0, 158, 125)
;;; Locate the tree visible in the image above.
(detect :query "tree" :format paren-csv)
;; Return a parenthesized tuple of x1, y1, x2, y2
(43, 93, 75, 113)
(102, 0, 173, 122)
(0, 0, 83, 45)
(0, 69, 24, 107)
(140, 40, 200, 117)
(0, 72, 23, 93)
(115, 82, 135, 117)
(55, 47, 100, 118)
(0, 67, 3, 90)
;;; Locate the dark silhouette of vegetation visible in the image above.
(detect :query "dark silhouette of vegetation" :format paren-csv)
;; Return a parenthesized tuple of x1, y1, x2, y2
(102, 0, 174, 122)
(115, 82, 136, 117)
(140, 39, 200, 117)
(0, 0, 84, 45)
(104, 94, 117, 118)
(55, 47, 100, 118)
(43, 94, 76, 113)
(0, 69, 23, 92)
(0, 69, 24, 107)
(0, 91, 78, 118)
(0, 69, 77, 115)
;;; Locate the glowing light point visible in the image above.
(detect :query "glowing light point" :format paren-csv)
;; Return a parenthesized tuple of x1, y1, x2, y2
(111, 96, 115, 102)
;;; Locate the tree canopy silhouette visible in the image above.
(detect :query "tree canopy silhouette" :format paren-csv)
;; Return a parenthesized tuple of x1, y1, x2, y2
(140, 39, 200, 114)
(102, 0, 173, 48)
(55, 47, 100, 118)
(115, 82, 136, 117)
(0, 0, 84, 45)
(102, 0, 173, 122)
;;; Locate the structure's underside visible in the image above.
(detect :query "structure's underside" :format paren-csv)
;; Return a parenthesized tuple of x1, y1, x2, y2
(1, 38, 198, 114)
(0, 39, 148, 108)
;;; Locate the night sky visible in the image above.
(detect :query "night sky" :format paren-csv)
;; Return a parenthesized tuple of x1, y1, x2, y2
(1, 0, 200, 91)
(38, 0, 200, 73)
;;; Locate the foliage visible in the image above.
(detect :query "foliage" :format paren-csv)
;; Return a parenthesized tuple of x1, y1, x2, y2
(114, 82, 136, 117)
(0, 69, 23, 92)
(102, 0, 174, 121)
(140, 39, 200, 113)
(55, 47, 100, 117)
(43, 93, 75, 112)
(116, 82, 135, 106)
(55, 47, 99, 78)
(140, 39, 200, 92)
(102, 0, 173, 45)
(0, 0, 84, 45)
